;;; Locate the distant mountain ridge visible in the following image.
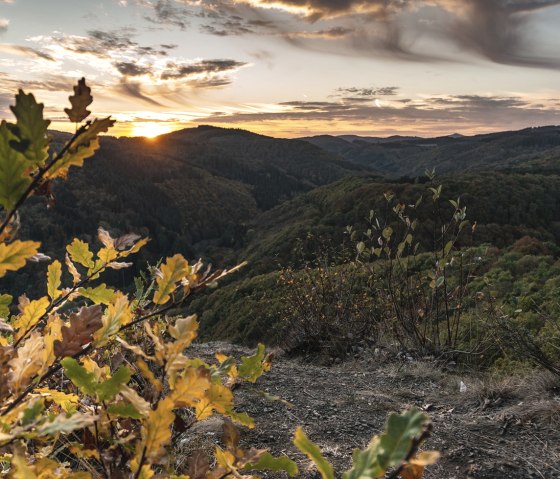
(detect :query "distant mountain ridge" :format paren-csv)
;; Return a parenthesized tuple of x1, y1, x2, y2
(301, 125, 560, 177)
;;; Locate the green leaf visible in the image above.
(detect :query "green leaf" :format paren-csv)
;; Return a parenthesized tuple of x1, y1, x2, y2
(79, 284, 116, 305)
(293, 427, 334, 479)
(67, 239, 94, 269)
(238, 343, 269, 383)
(61, 358, 98, 397)
(21, 398, 45, 426)
(242, 452, 298, 477)
(96, 365, 131, 402)
(0, 294, 12, 318)
(0, 121, 32, 210)
(10, 90, 51, 166)
(382, 227, 393, 240)
(107, 402, 143, 419)
(62, 358, 131, 402)
(342, 409, 429, 479)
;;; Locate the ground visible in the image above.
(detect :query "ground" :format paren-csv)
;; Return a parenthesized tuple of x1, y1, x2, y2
(183, 342, 560, 479)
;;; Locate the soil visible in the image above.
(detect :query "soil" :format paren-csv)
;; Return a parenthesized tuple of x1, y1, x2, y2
(184, 342, 560, 479)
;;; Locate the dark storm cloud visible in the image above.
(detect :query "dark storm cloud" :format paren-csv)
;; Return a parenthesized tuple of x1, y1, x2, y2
(443, 0, 560, 69)
(159, 0, 560, 69)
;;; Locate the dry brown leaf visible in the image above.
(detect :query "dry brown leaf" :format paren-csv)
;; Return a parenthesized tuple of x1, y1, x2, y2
(188, 450, 210, 479)
(64, 77, 92, 123)
(53, 304, 103, 358)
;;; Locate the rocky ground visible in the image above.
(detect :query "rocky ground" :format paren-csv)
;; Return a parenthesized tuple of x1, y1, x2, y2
(182, 342, 560, 479)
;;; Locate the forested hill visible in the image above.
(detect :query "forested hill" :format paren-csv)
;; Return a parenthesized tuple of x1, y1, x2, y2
(22, 126, 367, 263)
(19, 124, 560, 279)
(301, 125, 560, 177)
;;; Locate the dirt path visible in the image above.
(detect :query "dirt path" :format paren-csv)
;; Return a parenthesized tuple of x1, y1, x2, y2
(186, 343, 560, 479)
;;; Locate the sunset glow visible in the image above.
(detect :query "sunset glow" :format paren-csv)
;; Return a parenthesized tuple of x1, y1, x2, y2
(1, 0, 560, 137)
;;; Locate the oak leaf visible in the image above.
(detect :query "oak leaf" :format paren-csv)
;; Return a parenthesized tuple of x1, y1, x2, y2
(0, 240, 40, 278)
(64, 78, 92, 123)
(153, 254, 190, 304)
(53, 304, 103, 358)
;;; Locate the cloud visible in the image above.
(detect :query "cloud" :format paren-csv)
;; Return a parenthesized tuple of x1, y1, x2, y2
(114, 61, 153, 76)
(117, 81, 166, 106)
(335, 86, 399, 97)
(0, 18, 8, 34)
(146, 0, 192, 29)
(443, 0, 560, 69)
(159, 59, 248, 80)
(0, 43, 55, 61)
(151, 0, 560, 69)
(192, 88, 560, 135)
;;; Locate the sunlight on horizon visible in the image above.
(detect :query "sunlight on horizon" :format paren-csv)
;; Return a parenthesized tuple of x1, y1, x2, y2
(130, 122, 176, 138)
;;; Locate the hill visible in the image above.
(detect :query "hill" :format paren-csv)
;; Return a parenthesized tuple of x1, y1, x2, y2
(21, 125, 367, 262)
(302, 126, 560, 177)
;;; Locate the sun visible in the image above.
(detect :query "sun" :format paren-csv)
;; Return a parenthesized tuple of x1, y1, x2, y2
(130, 122, 174, 139)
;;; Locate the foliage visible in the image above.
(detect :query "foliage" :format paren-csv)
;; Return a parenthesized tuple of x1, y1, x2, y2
(294, 409, 438, 479)
(0, 82, 438, 479)
(0, 82, 282, 478)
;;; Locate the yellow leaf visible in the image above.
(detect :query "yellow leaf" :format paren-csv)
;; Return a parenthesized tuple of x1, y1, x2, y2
(66, 239, 94, 269)
(65, 253, 81, 284)
(98, 246, 118, 264)
(120, 385, 151, 417)
(46, 260, 62, 301)
(42, 314, 63, 370)
(153, 254, 190, 305)
(94, 293, 132, 346)
(35, 388, 79, 413)
(13, 296, 49, 340)
(401, 451, 440, 478)
(119, 237, 149, 258)
(11, 452, 37, 479)
(141, 396, 175, 463)
(8, 332, 45, 393)
(47, 117, 114, 179)
(171, 367, 211, 407)
(195, 383, 233, 421)
(136, 358, 163, 393)
(81, 357, 110, 381)
(166, 315, 199, 381)
(130, 459, 155, 479)
(0, 240, 40, 278)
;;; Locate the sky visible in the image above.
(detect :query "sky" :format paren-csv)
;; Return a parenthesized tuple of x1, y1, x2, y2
(1, 0, 560, 138)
